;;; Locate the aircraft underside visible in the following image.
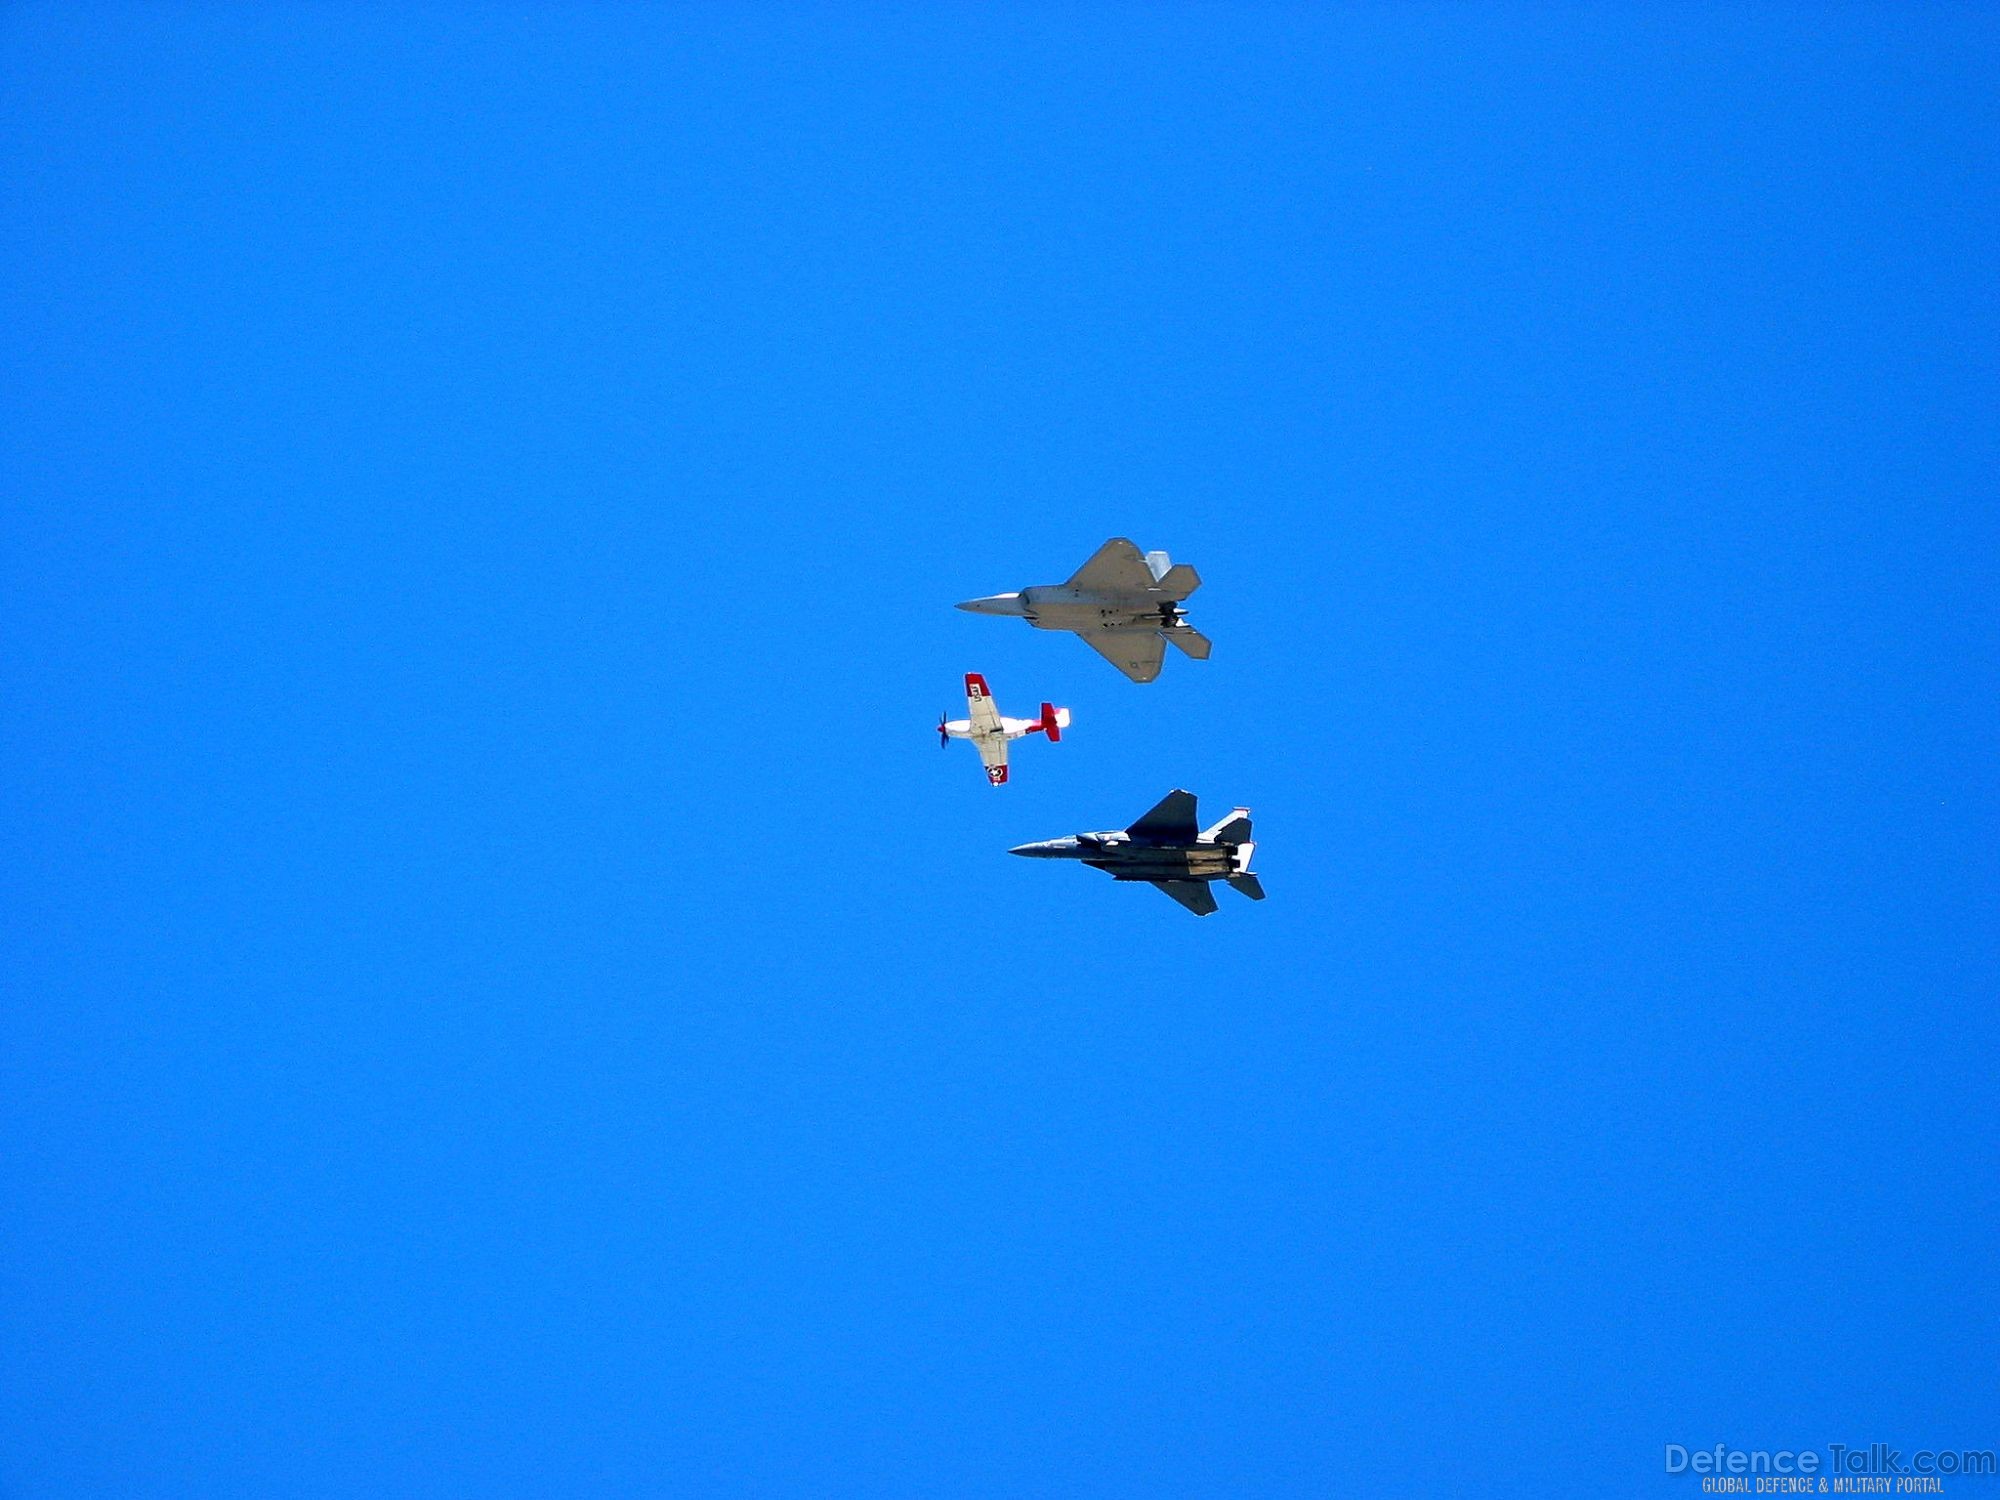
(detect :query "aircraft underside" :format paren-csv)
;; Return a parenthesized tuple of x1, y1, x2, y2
(1089, 858, 1235, 881)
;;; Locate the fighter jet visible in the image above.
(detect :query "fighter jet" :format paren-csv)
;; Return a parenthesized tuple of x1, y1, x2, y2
(1009, 789, 1264, 916)
(938, 672, 1071, 786)
(957, 537, 1211, 683)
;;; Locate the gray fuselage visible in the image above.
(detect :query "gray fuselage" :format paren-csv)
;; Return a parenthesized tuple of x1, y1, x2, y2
(1009, 832, 1238, 882)
(958, 587, 1184, 633)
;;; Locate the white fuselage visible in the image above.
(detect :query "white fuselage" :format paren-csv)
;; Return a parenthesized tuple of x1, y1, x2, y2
(942, 714, 1042, 746)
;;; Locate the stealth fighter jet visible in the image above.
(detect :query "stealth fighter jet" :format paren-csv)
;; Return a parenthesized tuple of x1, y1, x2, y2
(1010, 789, 1264, 916)
(957, 537, 1210, 683)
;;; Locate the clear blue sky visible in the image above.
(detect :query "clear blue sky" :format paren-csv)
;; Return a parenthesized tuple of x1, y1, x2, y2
(3, 6, 1995, 1496)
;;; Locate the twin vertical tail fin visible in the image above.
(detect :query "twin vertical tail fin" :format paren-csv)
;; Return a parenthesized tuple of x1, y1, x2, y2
(1203, 810, 1252, 845)
(1209, 808, 1262, 900)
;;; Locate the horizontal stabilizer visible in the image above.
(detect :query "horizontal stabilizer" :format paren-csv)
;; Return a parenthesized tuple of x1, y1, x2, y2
(1165, 626, 1211, 659)
(1227, 873, 1266, 902)
(1153, 880, 1219, 916)
(1153, 562, 1201, 600)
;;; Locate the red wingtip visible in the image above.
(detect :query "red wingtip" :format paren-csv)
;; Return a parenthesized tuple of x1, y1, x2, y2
(965, 672, 990, 699)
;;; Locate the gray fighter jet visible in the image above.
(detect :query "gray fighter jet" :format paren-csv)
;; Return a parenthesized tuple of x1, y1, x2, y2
(957, 538, 1210, 683)
(1010, 789, 1265, 916)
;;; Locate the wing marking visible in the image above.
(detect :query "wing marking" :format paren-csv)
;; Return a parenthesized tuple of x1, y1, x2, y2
(976, 735, 1009, 785)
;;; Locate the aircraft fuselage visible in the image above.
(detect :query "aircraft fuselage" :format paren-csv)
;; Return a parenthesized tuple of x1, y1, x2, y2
(958, 588, 1184, 634)
(1008, 833, 1239, 882)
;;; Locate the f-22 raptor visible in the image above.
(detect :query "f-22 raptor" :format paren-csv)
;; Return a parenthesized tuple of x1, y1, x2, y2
(957, 537, 1210, 683)
(1010, 789, 1264, 916)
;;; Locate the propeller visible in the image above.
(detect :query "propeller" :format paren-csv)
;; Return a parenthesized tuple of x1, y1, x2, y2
(938, 715, 950, 748)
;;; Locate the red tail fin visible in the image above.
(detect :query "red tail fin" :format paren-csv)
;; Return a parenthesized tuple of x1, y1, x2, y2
(1040, 703, 1062, 742)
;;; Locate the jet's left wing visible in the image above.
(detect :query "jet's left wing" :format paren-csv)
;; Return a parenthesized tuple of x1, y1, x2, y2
(1066, 537, 1156, 592)
(1152, 880, 1218, 916)
(1127, 789, 1200, 842)
(964, 674, 1008, 784)
(1078, 629, 1166, 683)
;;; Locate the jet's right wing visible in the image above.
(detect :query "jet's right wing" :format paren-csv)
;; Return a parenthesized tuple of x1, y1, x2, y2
(1078, 629, 1166, 683)
(1127, 789, 1199, 842)
(1151, 880, 1218, 916)
(1066, 538, 1156, 592)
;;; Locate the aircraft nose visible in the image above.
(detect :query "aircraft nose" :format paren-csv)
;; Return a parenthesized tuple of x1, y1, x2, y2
(957, 592, 1027, 617)
(1009, 840, 1059, 858)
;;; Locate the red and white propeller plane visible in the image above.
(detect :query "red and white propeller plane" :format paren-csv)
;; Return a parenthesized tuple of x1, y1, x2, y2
(938, 673, 1070, 786)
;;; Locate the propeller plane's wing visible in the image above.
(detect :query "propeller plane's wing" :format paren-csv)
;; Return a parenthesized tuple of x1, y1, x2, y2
(962, 673, 1008, 784)
(965, 673, 1003, 734)
(976, 737, 1009, 785)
